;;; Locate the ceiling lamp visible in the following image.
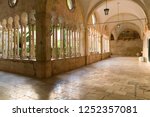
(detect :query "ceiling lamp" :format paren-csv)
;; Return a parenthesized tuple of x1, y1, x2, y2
(104, 0, 109, 15)
(117, 24, 120, 28)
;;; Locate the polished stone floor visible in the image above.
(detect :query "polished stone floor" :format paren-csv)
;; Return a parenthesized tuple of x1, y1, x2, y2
(0, 57, 150, 100)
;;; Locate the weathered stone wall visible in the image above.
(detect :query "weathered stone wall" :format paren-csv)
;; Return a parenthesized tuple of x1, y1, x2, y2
(0, 0, 35, 20)
(0, 59, 36, 77)
(52, 52, 111, 75)
(87, 53, 111, 64)
(110, 39, 143, 56)
(87, 54, 102, 64)
(47, 0, 84, 25)
(102, 52, 111, 59)
(52, 57, 85, 75)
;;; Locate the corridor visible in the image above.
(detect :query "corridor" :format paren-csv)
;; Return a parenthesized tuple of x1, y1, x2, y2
(0, 57, 150, 100)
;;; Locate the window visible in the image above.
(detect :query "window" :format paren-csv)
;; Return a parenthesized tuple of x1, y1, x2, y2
(103, 37, 110, 53)
(0, 12, 36, 60)
(88, 27, 101, 54)
(8, 0, 18, 8)
(66, 0, 75, 11)
(51, 24, 81, 60)
(92, 14, 96, 25)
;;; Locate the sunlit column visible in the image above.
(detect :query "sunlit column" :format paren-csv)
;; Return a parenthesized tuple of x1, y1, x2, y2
(51, 14, 57, 60)
(59, 24, 63, 58)
(66, 27, 69, 58)
(2, 19, 7, 58)
(7, 17, 13, 59)
(14, 15, 20, 58)
(74, 27, 76, 57)
(21, 12, 28, 59)
(69, 28, 71, 58)
(51, 25, 55, 59)
(96, 31, 98, 53)
(58, 16, 64, 59)
(71, 28, 74, 57)
(0, 22, 3, 57)
(55, 25, 58, 59)
(62, 26, 65, 59)
(91, 28, 93, 53)
(29, 10, 36, 59)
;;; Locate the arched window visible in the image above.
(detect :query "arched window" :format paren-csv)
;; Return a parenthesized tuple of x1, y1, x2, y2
(92, 14, 96, 25)
(8, 0, 18, 8)
(66, 0, 75, 11)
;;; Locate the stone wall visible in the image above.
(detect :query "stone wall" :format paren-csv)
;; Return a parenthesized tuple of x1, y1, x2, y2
(0, 0, 35, 20)
(52, 57, 85, 75)
(110, 39, 143, 56)
(0, 59, 36, 77)
(52, 52, 111, 75)
(47, 0, 84, 25)
(87, 53, 111, 64)
(87, 54, 102, 64)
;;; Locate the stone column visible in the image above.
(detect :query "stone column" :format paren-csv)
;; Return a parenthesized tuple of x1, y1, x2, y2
(14, 15, 20, 59)
(0, 22, 2, 58)
(78, 28, 81, 57)
(62, 25, 65, 59)
(55, 25, 58, 59)
(66, 26, 69, 58)
(51, 13, 58, 60)
(68, 27, 72, 58)
(35, 0, 52, 78)
(7, 17, 13, 59)
(29, 10, 36, 60)
(85, 26, 90, 65)
(21, 12, 28, 59)
(73, 27, 76, 57)
(2, 19, 7, 58)
(98, 33, 101, 53)
(96, 31, 98, 53)
(101, 35, 103, 59)
(71, 28, 74, 57)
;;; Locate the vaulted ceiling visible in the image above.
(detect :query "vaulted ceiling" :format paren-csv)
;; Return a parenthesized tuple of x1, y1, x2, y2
(78, 0, 150, 39)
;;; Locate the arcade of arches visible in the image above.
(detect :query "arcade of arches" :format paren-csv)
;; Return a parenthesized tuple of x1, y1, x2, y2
(0, 0, 150, 100)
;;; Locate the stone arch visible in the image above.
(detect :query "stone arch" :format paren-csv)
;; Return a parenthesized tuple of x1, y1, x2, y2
(87, 0, 149, 27)
(111, 22, 141, 40)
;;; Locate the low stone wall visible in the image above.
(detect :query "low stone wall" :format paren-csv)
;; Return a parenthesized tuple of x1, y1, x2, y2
(52, 56, 86, 75)
(87, 53, 102, 64)
(0, 53, 111, 78)
(87, 52, 111, 64)
(102, 52, 111, 60)
(0, 59, 36, 77)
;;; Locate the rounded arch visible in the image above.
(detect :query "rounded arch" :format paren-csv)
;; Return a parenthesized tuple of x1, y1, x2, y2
(101, 13, 144, 38)
(117, 29, 141, 40)
(87, 0, 149, 26)
(111, 22, 142, 40)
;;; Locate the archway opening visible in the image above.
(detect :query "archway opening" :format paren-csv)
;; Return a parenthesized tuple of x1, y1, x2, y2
(110, 29, 143, 56)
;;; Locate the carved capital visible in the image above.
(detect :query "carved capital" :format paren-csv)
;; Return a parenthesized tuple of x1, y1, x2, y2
(21, 12, 28, 26)
(2, 19, 7, 30)
(29, 10, 36, 25)
(8, 17, 13, 29)
(14, 15, 20, 29)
